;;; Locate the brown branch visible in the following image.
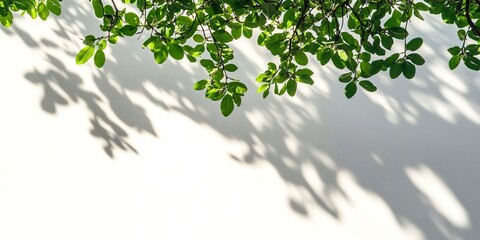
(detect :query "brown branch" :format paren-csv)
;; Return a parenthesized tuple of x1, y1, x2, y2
(466, 0, 480, 36)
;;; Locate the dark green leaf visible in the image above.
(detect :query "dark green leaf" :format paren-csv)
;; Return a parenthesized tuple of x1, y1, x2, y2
(224, 64, 238, 72)
(387, 27, 408, 39)
(359, 80, 377, 92)
(339, 73, 352, 83)
(344, 82, 357, 99)
(402, 61, 416, 79)
(449, 55, 460, 70)
(406, 37, 423, 51)
(448, 46, 461, 55)
(407, 53, 425, 65)
(389, 62, 402, 79)
(121, 25, 138, 36)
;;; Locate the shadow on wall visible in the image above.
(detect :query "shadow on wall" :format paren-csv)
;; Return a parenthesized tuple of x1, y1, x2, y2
(4, 1, 480, 239)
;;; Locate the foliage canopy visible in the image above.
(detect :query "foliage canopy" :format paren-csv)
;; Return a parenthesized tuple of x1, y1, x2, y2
(1, 0, 480, 116)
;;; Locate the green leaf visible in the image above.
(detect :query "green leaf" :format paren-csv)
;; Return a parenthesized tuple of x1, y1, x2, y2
(13, 0, 29, 10)
(341, 32, 358, 48)
(296, 69, 314, 85)
(46, 0, 61, 16)
(447, 46, 461, 55)
(387, 27, 408, 39)
(257, 84, 269, 93)
(449, 55, 461, 70)
(231, 27, 242, 39)
(94, 49, 105, 68)
(406, 37, 423, 51)
(360, 62, 372, 76)
(200, 59, 215, 71)
(38, 2, 49, 21)
(243, 27, 253, 38)
(337, 50, 348, 61)
(317, 49, 331, 65)
(92, 0, 104, 18)
(193, 34, 204, 43)
(224, 64, 238, 72)
(176, 16, 193, 27)
(283, 8, 295, 28)
(332, 53, 346, 69)
(168, 43, 184, 60)
(359, 80, 377, 92)
(297, 75, 314, 85)
(407, 53, 425, 65)
(121, 25, 138, 36)
(212, 30, 233, 43)
(384, 53, 400, 67)
(457, 29, 466, 41)
(125, 12, 140, 26)
(344, 82, 357, 99)
(294, 50, 308, 66)
(98, 39, 107, 50)
(402, 61, 416, 79)
(295, 68, 313, 77)
(194, 80, 209, 90)
(339, 73, 352, 83)
(153, 43, 168, 64)
(389, 62, 402, 79)
(380, 34, 394, 50)
(76, 46, 95, 65)
(221, 95, 234, 117)
(83, 35, 96, 46)
(287, 80, 297, 97)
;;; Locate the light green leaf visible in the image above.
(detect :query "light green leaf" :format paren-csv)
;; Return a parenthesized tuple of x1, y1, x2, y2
(38, 2, 50, 21)
(76, 46, 95, 65)
(168, 43, 184, 60)
(92, 0, 104, 18)
(153, 43, 168, 64)
(194, 80, 209, 90)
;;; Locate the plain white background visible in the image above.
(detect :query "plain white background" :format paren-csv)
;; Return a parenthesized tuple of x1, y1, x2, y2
(1, 1, 479, 239)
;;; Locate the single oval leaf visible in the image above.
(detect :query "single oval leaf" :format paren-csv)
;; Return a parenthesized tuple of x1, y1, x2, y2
(76, 46, 95, 65)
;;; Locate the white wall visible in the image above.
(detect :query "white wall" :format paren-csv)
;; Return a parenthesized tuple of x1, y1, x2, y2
(1, 1, 479, 239)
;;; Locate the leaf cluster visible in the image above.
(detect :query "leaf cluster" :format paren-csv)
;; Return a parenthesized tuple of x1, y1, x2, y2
(2, 0, 480, 116)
